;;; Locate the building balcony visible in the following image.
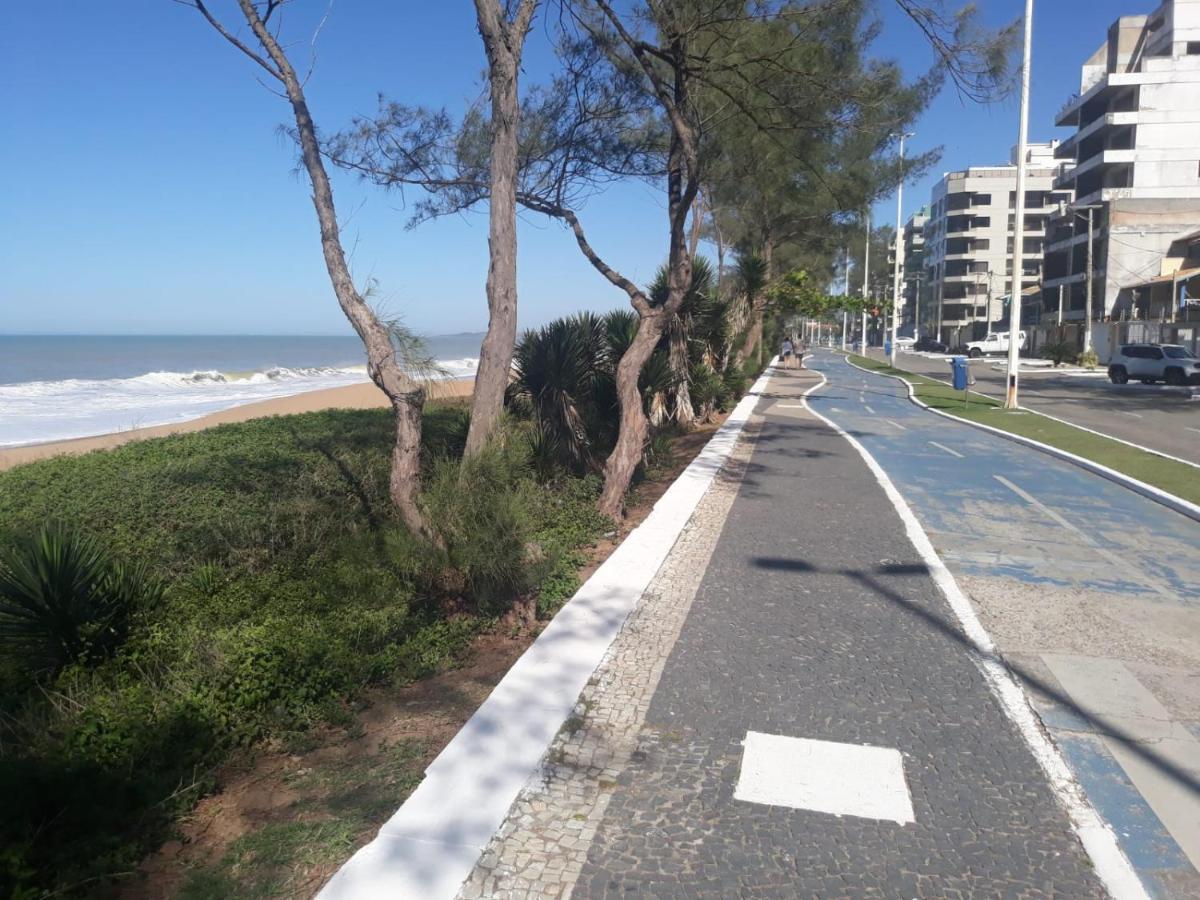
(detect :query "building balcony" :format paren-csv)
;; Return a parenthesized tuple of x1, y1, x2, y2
(1053, 149, 1134, 190)
(1055, 112, 1138, 158)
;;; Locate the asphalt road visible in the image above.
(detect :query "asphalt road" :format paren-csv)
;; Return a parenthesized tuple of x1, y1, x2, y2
(807, 350, 1200, 897)
(868, 347, 1200, 465)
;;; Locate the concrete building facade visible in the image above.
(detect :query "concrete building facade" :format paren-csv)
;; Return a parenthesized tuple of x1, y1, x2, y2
(923, 143, 1071, 345)
(1043, 0, 1200, 324)
(902, 207, 928, 336)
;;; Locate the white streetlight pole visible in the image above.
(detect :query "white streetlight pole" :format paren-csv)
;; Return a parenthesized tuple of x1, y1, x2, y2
(890, 132, 913, 366)
(1004, 0, 1035, 409)
(861, 210, 871, 350)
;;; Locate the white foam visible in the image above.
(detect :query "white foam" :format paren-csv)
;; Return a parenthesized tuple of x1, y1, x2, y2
(0, 359, 474, 447)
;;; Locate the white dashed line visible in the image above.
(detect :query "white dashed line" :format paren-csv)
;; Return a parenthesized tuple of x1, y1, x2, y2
(929, 441, 964, 458)
(1118, 411, 1144, 419)
(1187, 427, 1200, 435)
(884, 419, 907, 430)
(864, 405, 876, 414)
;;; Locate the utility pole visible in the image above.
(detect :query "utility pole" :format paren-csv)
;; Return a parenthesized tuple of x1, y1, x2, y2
(914, 270, 923, 340)
(861, 210, 871, 350)
(1085, 205, 1095, 353)
(1057, 283, 1064, 326)
(841, 247, 849, 350)
(890, 132, 912, 365)
(1004, 0, 1034, 409)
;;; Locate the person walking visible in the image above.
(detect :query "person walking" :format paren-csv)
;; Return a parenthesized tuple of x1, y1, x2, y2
(781, 337, 794, 369)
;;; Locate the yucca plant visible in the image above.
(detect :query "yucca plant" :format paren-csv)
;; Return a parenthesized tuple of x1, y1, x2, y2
(507, 313, 609, 471)
(0, 524, 162, 675)
(649, 257, 715, 426)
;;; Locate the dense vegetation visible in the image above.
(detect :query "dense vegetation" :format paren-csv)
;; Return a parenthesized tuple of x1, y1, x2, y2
(0, 404, 614, 897)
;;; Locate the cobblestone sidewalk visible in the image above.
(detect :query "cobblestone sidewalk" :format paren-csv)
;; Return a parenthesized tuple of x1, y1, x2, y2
(458, 420, 761, 899)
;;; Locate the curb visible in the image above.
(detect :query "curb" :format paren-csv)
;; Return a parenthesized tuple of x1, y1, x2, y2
(840, 355, 1200, 526)
(319, 360, 782, 900)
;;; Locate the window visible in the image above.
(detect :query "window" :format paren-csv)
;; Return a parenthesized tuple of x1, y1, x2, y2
(971, 192, 992, 206)
(1188, 41, 1200, 55)
(1164, 346, 1193, 359)
(974, 239, 990, 251)
(1149, 348, 1164, 360)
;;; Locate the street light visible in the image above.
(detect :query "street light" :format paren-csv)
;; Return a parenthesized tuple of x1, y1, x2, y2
(1004, 0, 1035, 409)
(890, 132, 914, 366)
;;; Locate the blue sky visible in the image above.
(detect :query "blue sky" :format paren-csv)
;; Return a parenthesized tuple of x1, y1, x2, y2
(0, 1, 1139, 337)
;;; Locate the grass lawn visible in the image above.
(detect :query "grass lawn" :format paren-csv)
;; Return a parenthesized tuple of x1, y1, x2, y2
(845, 353, 1200, 507)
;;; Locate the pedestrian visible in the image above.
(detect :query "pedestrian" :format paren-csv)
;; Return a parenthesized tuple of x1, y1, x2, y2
(781, 337, 794, 368)
(797, 340, 806, 369)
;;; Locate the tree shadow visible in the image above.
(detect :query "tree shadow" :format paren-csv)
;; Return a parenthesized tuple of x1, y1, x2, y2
(750, 555, 1200, 798)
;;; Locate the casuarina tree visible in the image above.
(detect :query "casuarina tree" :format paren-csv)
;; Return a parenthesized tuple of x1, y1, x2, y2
(179, 0, 435, 540)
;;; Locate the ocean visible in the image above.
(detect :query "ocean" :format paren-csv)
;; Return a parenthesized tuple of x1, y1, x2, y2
(0, 334, 484, 447)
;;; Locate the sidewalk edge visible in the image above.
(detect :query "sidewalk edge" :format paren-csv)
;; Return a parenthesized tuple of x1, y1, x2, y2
(803, 369, 1148, 900)
(842, 356, 1200, 525)
(318, 360, 781, 900)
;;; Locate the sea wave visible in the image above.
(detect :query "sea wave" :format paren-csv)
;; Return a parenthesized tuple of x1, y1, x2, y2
(0, 359, 476, 448)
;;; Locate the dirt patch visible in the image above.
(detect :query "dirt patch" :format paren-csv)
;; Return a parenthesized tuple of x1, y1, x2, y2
(121, 416, 728, 900)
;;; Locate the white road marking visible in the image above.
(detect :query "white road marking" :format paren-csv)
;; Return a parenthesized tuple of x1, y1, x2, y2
(993, 475, 1174, 601)
(735, 732, 914, 825)
(801, 372, 1148, 900)
(775, 404, 806, 409)
(929, 441, 964, 459)
(884, 419, 907, 431)
(1118, 411, 1144, 419)
(1187, 427, 1200, 435)
(864, 405, 876, 414)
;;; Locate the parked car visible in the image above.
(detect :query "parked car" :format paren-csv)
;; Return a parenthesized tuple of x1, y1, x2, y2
(1108, 343, 1200, 386)
(964, 331, 1028, 358)
(895, 336, 917, 349)
(913, 336, 949, 353)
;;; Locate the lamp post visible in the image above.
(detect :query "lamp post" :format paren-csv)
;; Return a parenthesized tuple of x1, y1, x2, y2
(861, 210, 871, 349)
(890, 132, 913, 365)
(1004, 0, 1035, 409)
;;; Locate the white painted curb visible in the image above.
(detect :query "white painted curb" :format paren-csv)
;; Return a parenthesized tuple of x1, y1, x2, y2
(318, 360, 782, 900)
(841, 356, 1200, 526)
(802, 370, 1148, 900)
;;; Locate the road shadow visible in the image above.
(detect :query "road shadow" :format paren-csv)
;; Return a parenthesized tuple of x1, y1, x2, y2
(750, 555, 1200, 799)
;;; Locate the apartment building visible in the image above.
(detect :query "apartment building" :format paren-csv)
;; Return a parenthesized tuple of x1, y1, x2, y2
(923, 143, 1071, 344)
(1044, 0, 1200, 323)
(902, 207, 928, 335)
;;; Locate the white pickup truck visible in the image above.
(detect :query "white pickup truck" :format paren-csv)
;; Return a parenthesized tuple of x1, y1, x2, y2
(965, 331, 1027, 358)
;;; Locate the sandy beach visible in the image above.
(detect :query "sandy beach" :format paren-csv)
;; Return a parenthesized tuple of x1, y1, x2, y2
(0, 377, 474, 472)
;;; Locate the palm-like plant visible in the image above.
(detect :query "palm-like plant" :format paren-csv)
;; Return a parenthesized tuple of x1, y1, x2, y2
(649, 257, 715, 426)
(507, 313, 609, 471)
(732, 253, 769, 363)
(0, 525, 162, 675)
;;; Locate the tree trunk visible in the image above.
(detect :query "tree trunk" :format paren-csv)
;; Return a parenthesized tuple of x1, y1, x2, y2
(227, 0, 433, 540)
(597, 313, 664, 519)
(668, 318, 695, 426)
(465, 0, 538, 457)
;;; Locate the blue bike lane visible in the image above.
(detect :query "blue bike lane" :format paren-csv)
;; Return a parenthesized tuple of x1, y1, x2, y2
(806, 350, 1200, 899)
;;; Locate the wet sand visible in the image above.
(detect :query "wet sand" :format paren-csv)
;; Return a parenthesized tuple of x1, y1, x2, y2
(0, 378, 473, 472)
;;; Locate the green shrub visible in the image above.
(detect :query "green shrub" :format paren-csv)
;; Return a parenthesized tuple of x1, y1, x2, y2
(1041, 341, 1077, 367)
(1078, 348, 1099, 369)
(0, 525, 162, 677)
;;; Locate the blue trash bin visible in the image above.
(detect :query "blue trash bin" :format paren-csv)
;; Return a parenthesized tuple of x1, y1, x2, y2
(950, 356, 969, 391)
(884, 339, 892, 357)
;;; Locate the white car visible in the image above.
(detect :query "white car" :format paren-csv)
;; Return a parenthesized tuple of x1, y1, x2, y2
(895, 336, 917, 349)
(965, 331, 1027, 358)
(1108, 343, 1200, 386)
